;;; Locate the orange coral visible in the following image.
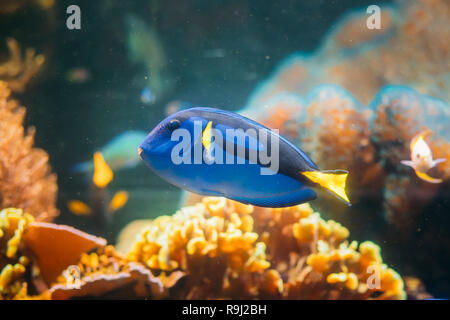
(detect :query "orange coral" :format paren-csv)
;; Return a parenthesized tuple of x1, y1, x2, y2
(22, 222, 107, 284)
(0, 81, 58, 221)
(302, 87, 376, 190)
(0, 39, 45, 92)
(124, 197, 406, 299)
(51, 245, 164, 299)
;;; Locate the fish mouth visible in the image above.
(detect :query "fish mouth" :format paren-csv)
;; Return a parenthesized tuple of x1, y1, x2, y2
(138, 147, 144, 157)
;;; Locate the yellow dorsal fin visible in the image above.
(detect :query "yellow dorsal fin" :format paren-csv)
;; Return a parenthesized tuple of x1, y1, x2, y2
(67, 200, 92, 216)
(415, 170, 442, 184)
(302, 170, 350, 204)
(202, 121, 213, 151)
(410, 129, 432, 151)
(93, 152, 113, 188)
(109, 191, 129, 212)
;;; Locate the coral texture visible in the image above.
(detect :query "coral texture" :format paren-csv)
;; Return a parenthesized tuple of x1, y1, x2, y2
(125, 197, 406, 299)
(0, 81, 58, 221)
(0, 39, 45, 92)
(0, 208, 48, 300)
(51, 245, 164, 299)
(244, 0, 449, 107)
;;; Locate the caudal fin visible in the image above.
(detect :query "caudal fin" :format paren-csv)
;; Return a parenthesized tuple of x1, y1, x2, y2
(415, 170, 442, 184)
(302, 170, 350, 205)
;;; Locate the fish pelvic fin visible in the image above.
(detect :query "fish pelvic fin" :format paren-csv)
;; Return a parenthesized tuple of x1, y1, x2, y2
(302, 170, 350, 205)
(415, 170, 442, 184)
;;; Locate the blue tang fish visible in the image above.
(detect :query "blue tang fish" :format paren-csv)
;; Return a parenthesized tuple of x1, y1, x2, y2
(72, 131, 147, 174)
(138, 107, 350, 207)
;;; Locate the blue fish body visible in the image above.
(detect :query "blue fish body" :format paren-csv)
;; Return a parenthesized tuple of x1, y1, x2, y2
(139, 107, 349, 207)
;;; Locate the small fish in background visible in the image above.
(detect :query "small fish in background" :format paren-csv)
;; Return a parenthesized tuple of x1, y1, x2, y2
(138, 107, 350, 207)
(126, 14, 173, 102)
(201, 48, 226, 59)
(401, 130, 446, 183)
(71, 131, 147, 174)
(140, 87, 156, 105)
(68, 152, 129, 231)
(65, 67, 91, 84)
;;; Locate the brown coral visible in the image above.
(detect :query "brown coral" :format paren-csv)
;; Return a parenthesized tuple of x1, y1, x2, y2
(125, 197, 406, 300)
(0, 81, 58, 221)
(0, 39, 45, 92)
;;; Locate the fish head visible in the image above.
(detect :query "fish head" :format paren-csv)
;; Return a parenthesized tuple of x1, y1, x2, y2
(139, 109, 204, 167)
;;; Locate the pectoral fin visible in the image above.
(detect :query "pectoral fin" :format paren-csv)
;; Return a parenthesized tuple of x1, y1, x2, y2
(431, 158, 446, 168)
(415, 170, 442, 184)
(302, 170, 350, 205)
(400, 160, 415, 169)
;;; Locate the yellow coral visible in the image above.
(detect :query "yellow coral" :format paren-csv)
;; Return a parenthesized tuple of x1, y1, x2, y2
(124, 197, 406, 300)
(0, 208, 37, 299)
(128, 197, 269, 275)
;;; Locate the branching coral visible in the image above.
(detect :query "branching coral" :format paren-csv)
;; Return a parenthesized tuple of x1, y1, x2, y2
(124, 197, 406, 299)
(0, 39, 45, 92)
(0, 81, 58, 221)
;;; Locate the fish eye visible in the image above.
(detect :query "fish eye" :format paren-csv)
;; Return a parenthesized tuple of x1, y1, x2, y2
(168, 119, 181, 131)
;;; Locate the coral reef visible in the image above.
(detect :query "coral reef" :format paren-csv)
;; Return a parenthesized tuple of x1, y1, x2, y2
(0, 81, 58, 221)
(244, 84, 449, 236)
(125, 197, 405, 299)
(245, 0, 449, 106)
(0, 39, 45, 92)
(51, 245, 164, 299)
(0, 207, 162, 300)
(239, 0, 449, 295)
(0, 208, 48, 300)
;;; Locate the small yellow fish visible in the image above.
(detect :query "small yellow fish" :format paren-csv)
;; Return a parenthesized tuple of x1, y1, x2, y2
(93, 152, 113, 188)
(401, 130, 446, 183)
(67, 200, 92, 216)
(109, 191, 129, 212)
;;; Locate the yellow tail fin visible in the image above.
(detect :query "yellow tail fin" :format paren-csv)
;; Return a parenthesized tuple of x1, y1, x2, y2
(415, 170, 442, 184)
(302, 170, 350, 204)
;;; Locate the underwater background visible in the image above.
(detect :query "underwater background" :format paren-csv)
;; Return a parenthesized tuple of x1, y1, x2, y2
(0, 0, 448, 299)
